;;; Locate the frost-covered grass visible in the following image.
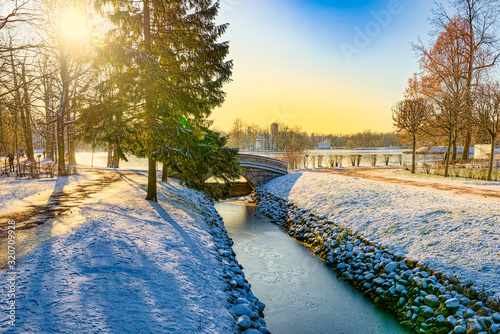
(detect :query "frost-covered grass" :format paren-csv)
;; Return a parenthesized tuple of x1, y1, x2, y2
(260, 172, 500, 301)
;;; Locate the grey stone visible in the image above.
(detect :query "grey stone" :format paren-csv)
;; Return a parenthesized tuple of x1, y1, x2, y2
(436, 315, 446, 325)
(385, 262, 398, 273)
(234, 304, 253, 317)
(466, 318, 483, 334)
(447, 316, 458, 327)
(478, 308, 492, 317)
(237, 315, 252, 330)
(396, 284, 407, 294)
(478, 317, 494, 329)
(454, 325, 466, 333)
(425, 294, 440, 308)
(493, 313, 500, 324)
(364, 273, 375, 281)
(446, 298, 461, 310)
(418, 271, 430, 278)
(419, 305, 435, 318)
(236, 298, 250, 305)
(489, 324, 500, 334)
(464, 308, 476, 319)
(241, 329, 261, 334)
(259, 327, 271, 334)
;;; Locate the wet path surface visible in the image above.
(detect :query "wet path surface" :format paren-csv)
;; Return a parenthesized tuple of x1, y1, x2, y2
(0, 171, 121, 268)
(216, 201, 411, 334)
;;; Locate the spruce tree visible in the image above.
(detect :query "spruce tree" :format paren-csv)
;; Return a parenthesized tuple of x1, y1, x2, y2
(91, 0, 233, 201)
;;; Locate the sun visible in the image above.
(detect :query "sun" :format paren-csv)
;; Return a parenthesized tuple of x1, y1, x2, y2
(60, 8, 88, 41)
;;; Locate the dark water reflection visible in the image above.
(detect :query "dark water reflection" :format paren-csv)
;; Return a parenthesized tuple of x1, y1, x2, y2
(216, 201, 412, 334)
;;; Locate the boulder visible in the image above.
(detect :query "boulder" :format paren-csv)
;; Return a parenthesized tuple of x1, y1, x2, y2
(446, 298, 461, 310)
(241, 329, 261, 334)
(234, 304, 254, 317)
(425, 295, 441, 308)
(419, 305, 435, 318)
(446, 315, 458, 327)
(385, 262, 398, 273)
(466, 318, 483, 334)
(237, 315, 252, 330)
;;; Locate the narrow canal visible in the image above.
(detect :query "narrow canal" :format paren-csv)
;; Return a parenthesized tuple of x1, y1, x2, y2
(215, 201, 411, 334)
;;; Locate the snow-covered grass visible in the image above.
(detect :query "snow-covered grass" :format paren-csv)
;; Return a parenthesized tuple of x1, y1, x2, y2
(0, 171, 236, 332)
(259, 172, 500, 301)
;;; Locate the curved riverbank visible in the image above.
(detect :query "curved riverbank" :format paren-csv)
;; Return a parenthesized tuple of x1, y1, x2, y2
(256, 172, 500, 334)
(216, 201, 411, 334)
(0, 170, 267, 333)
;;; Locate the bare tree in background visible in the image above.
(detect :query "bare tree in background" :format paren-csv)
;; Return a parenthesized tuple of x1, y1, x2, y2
(474, 82, 500, 181)
(0, 1, 30, 32)
(423, 0, 500, 163)
(393, 98, 430, 174)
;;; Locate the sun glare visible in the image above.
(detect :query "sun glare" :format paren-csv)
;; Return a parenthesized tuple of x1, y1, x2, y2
(60, 8, 88, 41)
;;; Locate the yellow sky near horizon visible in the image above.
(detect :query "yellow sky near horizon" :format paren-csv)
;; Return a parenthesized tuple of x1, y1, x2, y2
(210, 0, 435, 135)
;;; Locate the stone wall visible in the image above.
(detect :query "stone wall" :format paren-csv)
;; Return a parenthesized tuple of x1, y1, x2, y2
(257, 190, 500, 334)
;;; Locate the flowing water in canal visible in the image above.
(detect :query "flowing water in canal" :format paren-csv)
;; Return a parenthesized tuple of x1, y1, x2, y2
(215, 201, 412, 334)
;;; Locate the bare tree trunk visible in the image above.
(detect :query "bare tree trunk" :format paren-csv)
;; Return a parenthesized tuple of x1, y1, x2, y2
(444, 134, 453, 177)
(462, 128, 472, 164)
(411, 132, 417, 174)
(451, 137, 457, 165)
(487, 135, 496, 181)
(21, 64, 34, 161)
(57, 47, 68, 176)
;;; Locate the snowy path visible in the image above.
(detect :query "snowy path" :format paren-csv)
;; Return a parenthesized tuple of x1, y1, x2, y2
(312, 167, 500, 201)
(0, 171, 234, 333)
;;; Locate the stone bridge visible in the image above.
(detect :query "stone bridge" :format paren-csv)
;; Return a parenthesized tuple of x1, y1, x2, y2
(238, 154, 288, 187)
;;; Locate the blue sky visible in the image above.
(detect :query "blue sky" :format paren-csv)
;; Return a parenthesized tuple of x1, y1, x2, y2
(212, 0, 437, 134)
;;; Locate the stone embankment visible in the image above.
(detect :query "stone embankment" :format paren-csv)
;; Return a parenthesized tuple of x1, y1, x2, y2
(200, 196, 269, 334)
(257, 190, 500, 334)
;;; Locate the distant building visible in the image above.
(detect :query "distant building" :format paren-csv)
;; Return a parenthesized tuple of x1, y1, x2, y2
(255, 135, 275, 151)
(474, 144, 500, 160)
(318, 140, 331, 150)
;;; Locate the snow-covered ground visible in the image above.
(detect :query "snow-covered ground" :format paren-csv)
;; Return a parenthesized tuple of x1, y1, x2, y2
(259, 172, 500, 301)
(0, 170, 236, 332)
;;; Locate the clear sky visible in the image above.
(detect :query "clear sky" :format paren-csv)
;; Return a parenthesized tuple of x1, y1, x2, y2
(211, 0, 436, 134)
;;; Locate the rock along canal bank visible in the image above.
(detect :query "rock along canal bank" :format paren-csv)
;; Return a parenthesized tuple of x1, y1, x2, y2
(216, 200, 411, 334)
(255, 188, 500, 334)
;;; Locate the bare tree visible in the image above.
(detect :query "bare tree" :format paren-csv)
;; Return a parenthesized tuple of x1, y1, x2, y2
(0, 1, 31, 32)
(473, 81, 500, 180)
(417, 17, 471, 176)
(393, 98, 430, 173)
(424, 0, 500, 163)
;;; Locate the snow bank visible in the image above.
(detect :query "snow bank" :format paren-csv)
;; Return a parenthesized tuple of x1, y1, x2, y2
(0, 171, 267, 332)
(259, 172, 500, 301)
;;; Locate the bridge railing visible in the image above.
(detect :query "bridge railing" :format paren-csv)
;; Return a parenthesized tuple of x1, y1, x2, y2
(237, 154, 288, 172)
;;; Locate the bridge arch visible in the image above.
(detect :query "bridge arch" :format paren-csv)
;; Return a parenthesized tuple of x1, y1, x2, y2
(237, 154, 288, 187)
